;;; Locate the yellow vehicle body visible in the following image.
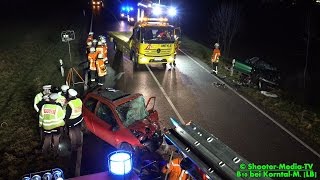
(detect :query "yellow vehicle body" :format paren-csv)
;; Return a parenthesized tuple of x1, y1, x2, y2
(108, 18, 181, 69)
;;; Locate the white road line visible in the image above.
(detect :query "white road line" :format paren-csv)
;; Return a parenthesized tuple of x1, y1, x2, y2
(179, 49, 320, 159)
(90, 13, 93, 32)
(146, 65, 185, 124)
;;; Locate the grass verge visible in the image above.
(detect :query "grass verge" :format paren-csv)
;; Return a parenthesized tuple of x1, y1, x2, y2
(0, 11, 88, 179)
(180, 36, 320, 151)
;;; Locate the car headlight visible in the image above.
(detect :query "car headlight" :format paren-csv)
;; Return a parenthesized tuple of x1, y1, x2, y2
(130, 17, 134, 21)
(93, 2, 96, 4)
(97, 2, 100, 4)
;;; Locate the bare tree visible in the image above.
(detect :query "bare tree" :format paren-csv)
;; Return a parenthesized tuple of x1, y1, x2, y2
(209, 0, 242, 58)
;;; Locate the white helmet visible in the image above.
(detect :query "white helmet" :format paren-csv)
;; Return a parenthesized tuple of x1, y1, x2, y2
(98, 53, 103, 59)
(61, 85, 69, 93)
(87, 41, 92, 46)
(101, 39, 106, 44)
(49, 93, 59, 100)
(97, 41, 102, 46)
(90, 47, 95, 52)
(42, 85, 52, 90)
(68, 89, 78, 97)
(89, 32, 94, 36)
(214, 43, 220, 48)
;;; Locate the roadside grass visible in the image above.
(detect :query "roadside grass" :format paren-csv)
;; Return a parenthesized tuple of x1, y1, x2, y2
(180, 37, 320, 150)
(0, 12, 87, 179)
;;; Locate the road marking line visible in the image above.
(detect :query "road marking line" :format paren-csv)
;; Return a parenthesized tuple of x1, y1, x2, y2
(179, 49, 320, 158)
(90, 13, 93, 32)
(146, 65, 185, 124)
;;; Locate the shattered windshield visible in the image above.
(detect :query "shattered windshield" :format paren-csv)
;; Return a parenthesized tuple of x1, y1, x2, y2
(116, 96, 149, 127)
(141, 27, 175, 43)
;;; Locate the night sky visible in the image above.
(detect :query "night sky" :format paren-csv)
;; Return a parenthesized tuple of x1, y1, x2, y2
(1, 0, 320, 106)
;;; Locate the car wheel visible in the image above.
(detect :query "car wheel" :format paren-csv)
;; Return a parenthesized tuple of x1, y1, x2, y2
(120, 142, 134, 152)
(162, 63, 167, 69)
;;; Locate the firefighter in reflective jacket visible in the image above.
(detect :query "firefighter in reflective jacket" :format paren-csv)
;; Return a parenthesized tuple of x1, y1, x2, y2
(65, 89, 83, 149)
(34, 85, 51, 112)
(96, 53, 107, 86)
(96, 40, 108, 63)
(211, 43, 221, 74)
(88, 47, 98, 82)
(39, 93, 65, 153)
(162, 157, 190, 180)
(86, 32, 94, 44)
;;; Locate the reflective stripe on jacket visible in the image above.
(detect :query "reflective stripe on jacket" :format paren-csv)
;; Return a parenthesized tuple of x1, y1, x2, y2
(56, 92, 67, 107)
(88, 52, 98, 70)
(96, 45, 108, 60)
(96, 59, 107, 77)
(68, 98, 83, 120)
(211, 48, 221, 63)
(39, 104, 65, 130)
(162, 158, 190, 180)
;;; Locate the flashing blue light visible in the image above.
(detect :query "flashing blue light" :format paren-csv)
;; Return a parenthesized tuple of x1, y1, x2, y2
(130, 7, 133, 10)
(108, 150, 133, 175)
(168, 7, 177, 17)
(121, 7, 125, 11)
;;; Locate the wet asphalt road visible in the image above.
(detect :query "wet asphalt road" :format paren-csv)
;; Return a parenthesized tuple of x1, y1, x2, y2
(80, 7, 320, 176)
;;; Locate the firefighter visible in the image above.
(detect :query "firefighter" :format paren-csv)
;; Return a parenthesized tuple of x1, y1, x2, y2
(86, 32, 94, 44)
(88, 47, 98, 82)
(92, 39, 98, 47)
(34, 85, 51, 112)
(211, 43, 221, 74)
(56, 84, 69, 108)
(65, 89, 83, 150)
(96, 53, 107, 86)
(39, 93, 65, 154)
(86, 41, 93, 54)
(162, 157, 190, 180)
(96, 41, 108, 63)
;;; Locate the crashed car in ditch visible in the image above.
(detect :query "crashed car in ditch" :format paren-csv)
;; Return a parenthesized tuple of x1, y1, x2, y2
(82, 88, 163, 152)
(234, 57, 281, 89)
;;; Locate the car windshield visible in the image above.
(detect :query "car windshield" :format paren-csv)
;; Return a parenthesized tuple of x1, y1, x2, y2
(116, 96, 149, 127)
(141, 27, 175, 43)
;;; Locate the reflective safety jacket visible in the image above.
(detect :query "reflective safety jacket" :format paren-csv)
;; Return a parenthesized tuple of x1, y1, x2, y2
(39, 103, 65, 130)
(211, 48, 221, 63)
(86, 35, 93, 44)
(56, 92, 67, 108)
(34, 92, 43, 112)
(162, 158, 190, 180)
(88, 52, 98, 71)
(96, 45, 108, 61)
(65, 98, 83, 127)
(96, 59, 107, 77)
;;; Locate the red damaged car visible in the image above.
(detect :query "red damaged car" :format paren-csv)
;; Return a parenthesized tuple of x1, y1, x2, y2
(82, 88, 163, 152)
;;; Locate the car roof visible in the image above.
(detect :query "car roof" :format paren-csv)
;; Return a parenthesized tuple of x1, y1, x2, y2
(91, 88, 131, 101)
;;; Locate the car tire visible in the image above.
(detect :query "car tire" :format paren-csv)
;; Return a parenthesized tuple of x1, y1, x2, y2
(120, 142, 134, 152)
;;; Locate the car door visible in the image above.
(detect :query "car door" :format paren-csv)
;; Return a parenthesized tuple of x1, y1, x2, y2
(83, 96, 98, 133)
(94, 102, 118, 146)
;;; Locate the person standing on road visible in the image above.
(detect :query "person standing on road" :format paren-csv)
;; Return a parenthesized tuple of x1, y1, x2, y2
(39, 93, 65, 154)
(96, 41, 108, 63)
(95, 53, 107, 86)
(56, 84, 69, 108)
(34, 85, 51, 112)
(211, 43, 221, 74)
(88, 47, 98, 82)
(86, 32, 94, 44)
(64, 89, 83, 150)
